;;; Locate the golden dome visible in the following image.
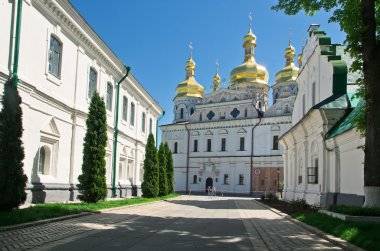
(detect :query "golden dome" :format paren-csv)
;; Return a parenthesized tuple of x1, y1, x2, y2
(175, 57, 205, 99)
(274, 43, 299, 84)
(230, 28, 269, 88)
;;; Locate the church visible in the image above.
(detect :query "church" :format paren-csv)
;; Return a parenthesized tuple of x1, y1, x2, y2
(161, 21, 299, 195)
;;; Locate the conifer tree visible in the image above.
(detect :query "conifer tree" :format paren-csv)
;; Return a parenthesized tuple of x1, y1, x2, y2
(158, 142, 168, 196)
(141, 134, 159, 198)
(165, 142, 174, 194)
(0, 79, 27, 211)
(77, 91, 108, 203)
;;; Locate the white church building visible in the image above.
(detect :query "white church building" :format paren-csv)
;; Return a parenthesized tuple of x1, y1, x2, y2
(0, 0, 163, 202)
(161, 22, 300, 195)
(279, 25, 364, 207)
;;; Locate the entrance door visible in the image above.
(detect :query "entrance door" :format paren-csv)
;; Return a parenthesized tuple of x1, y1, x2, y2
(205, 177, 213, 192)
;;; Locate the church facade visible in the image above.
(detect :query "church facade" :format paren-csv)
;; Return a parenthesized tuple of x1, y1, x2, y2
(0, 0, 163, 202)
(161, 23, 299, 195)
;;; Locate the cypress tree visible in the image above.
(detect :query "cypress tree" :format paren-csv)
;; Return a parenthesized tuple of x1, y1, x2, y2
(141, 134, 159, 198)
(0, 79, 27, 211)
(165, 142, 174, 194)
(77, 91, 108, 203)
(158, 142, 168, 196)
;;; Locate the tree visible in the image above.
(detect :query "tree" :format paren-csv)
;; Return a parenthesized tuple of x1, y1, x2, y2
(0, 79, 28, 211)
(273, 0, 380, 207)
(165, 142, 174, 194)
(77, 91, 108, 203)
(141, 134, 159, 198)
(158, 143, 168, 196)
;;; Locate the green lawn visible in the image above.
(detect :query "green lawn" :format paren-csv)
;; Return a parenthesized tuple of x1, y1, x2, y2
(0, 194, 180, 227)
(328, 205, 380, 216)
(293, 212, 380, 251)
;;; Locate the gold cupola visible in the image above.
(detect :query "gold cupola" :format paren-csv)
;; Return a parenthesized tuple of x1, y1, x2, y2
(230, 24, 269, 89)
(175, 56, 205, 99)
(213, 63, 221, 91)
(274, 42, 299, 84)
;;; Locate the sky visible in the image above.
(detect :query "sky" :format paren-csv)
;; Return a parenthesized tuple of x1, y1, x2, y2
(70, 0, 346, 129)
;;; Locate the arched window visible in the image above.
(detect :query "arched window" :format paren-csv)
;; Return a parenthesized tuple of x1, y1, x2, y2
(174, 142, 178, 153)
(244, 109, 248, 117)
(48, 35, 61, 78)
(199, 113, 203, 121)
(88, 68, 97, 98)
(130, 102, 135, 126)
(284, 104, 290, 114)
(190, 108, 194, 115)
(149, 118, 153, 134)
(106, 82, 113, 111)
(142, 112, 146, 133)
(193, 175, 197, 184)
(38, 146, 51, 175)
(180, 108, 184, 119)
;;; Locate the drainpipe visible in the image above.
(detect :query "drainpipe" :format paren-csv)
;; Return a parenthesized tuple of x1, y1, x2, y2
(112, 66, 131, 197)
(250, 112, 262, 196)
(12, 0, 23, 86)
(156, 111, 165, 148)
(184, 123, 190, 193)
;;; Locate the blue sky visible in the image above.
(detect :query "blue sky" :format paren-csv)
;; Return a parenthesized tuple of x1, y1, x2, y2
(70, 0, 345, 128)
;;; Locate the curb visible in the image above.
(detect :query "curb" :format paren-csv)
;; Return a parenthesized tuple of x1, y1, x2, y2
(0, 195, 182, 233)
(254, 200, 366, 251)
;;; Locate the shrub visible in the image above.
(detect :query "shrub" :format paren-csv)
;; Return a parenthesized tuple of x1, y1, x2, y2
(77, 92, 108, 203)
(289, 198, 308, 210)
(158, 143, 168, 196)
(165, 142, 174, 194)
(0, 79, 28, 211)
(141, 134, 159, 198)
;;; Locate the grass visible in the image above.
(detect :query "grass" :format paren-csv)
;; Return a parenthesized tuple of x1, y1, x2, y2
(328, 205, 380, 216)
(293, 212, 380, 251)
(0, 194, 180, 227)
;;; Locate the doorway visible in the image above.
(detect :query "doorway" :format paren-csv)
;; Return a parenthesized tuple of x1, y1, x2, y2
(205, 177, 213, 192)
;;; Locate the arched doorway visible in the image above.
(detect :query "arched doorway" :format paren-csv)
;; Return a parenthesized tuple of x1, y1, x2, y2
(205, 177, 213, 192)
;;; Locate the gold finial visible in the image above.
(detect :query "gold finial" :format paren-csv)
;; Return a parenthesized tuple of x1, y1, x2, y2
(248, 11, 253, 32)
(213, 59, 221, 91)
(189, 42, 193, 59)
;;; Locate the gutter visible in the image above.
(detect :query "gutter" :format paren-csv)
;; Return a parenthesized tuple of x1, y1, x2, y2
(156, 111, 165, 148)
(11, 0, 23, 86)
(111, 66, 131, 197)
(184, 122, 190, 193)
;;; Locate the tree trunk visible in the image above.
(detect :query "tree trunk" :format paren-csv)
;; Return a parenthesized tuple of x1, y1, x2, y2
(362, 0, 380, 207)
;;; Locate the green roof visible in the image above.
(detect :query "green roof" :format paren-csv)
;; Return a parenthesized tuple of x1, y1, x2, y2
(325, 99, 364, 139)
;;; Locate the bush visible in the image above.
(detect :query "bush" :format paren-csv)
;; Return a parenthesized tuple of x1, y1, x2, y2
(267, 193, 278, 200)
(165, 142, 174, 194)
(141, 134, 159, 198)
(289, 198, 308, 210)
(329, 205, 380, 216)
(158, 143, 168, 196)
(0, 79, 27, 211)
(77, 92, 108, 203)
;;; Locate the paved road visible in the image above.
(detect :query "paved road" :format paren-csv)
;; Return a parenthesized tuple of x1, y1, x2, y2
(0, 196, 341, 250)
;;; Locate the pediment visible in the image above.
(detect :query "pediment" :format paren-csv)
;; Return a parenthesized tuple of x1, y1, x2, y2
(41, 118, 60, 137)
(204, 130, 213, 136)
(237, 128, 247, 134)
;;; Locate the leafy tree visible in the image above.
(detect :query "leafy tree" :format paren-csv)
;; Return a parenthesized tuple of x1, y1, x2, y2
(141, 134, 159, 198)
(0, 79, 27, 211)
(165, 142, 174, 194)
(77, 92, 108, 203)
(273, 0, 380, 207)
(158, 142, 168, 196)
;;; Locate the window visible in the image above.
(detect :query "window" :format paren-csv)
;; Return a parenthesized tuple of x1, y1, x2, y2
(130, 102, 135, 126)
(207, 139, 212, 152)
(312, 82, 316, 106)
(239, 174, 244, 185)
(180, 108, 184, 119)
(302, 94, 306, 116)
(221, 138, 226, 151)
(142, 112, 146, 133)
(193, 139, 198, 152)
(174, 142, 178, 153)
(224, 174, 229, 185)
(38, 146, 51, 175)
(193, 175, 197, 184)
(48, 36, 61, 78)
(88, 68, 97, 98)
(199, 113, 202, 121)
(220, 112, 225, 120)
(190, 108, 194, 115)
(106, 82, 113, 111)
(239, 137, 245, 151)
(308, 158, 319, 184)
(284, 104, 290, 114)
(122, 96, 128, 121)
(273, 136, 279, 150)
(149, 118, 153, 134)
(244, 109, 248, 117)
